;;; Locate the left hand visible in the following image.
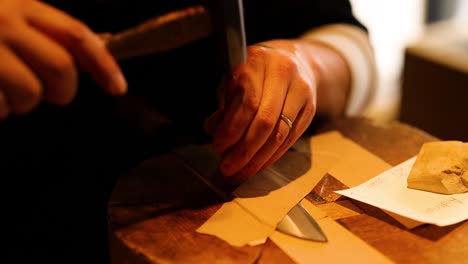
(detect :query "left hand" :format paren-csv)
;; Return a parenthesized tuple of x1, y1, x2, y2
(205, 39, 318, 183)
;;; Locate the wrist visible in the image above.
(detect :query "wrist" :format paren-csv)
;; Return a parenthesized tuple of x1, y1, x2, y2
(296, 39, 351, 118)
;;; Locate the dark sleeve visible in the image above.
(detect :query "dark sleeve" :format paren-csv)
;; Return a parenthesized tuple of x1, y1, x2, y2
(44, 1, 364, 42)
(243, 0, 367, 44)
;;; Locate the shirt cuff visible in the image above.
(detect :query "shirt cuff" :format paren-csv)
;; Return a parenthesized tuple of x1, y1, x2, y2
(300, 24, 377, 116)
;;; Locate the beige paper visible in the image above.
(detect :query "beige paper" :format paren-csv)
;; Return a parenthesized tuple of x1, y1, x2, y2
(232, 153, 338, 227)
(196, 202, 272, 247)
(324, 140, 391, 188)
(197, 132, 342, 246)
(271, 200, 393, 264)
(197, 131, 420, 247)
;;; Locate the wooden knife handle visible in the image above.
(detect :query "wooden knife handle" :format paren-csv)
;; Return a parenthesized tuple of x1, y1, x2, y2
(99, 5, 212, 61)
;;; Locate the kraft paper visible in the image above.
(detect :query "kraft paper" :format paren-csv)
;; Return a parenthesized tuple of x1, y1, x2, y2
(270, 200, 393, 264)
(197, 132, 342, 246)
(197, 131, 417, 251)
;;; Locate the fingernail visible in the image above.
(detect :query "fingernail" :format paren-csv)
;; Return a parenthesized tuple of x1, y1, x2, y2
(112, 72, 127, 94)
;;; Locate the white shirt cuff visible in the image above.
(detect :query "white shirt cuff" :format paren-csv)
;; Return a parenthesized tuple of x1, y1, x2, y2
(300, 24, 377, 116)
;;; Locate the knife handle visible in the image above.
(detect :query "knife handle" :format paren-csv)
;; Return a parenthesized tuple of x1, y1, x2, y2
(98, 5, 212, 61)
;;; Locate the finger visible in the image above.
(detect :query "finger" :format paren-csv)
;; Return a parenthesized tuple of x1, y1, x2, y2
(261, 100, 316, 172)
(7, 22, 77, 105)
(219, 52, 295, 177)
(223, 118, 291, 184)
(0, 44, 42, 114)
(0, 90, 10, 119)
(212, 87, 255, 155)
(204, 74, 235, 136)
(231, 75, 307, 181)
(25, 1, 127, 95)
(212, 47, 266, 154)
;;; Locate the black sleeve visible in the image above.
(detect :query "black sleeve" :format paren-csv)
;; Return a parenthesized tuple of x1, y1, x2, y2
(44, 1, 365, 42)
(242, 0, 367, 44)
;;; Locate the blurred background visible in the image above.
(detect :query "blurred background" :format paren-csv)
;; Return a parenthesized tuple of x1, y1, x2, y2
(349, 0, 468, 137)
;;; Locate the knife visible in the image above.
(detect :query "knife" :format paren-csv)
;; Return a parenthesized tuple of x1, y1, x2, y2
(209, 0, 327, 242)
(174, 144, 327, 243)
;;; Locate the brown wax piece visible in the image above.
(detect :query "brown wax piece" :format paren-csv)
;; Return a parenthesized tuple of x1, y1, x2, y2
(407, 141, 468, 194)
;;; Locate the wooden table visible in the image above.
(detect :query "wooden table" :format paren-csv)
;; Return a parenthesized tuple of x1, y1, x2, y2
(107, 117, 468, 263)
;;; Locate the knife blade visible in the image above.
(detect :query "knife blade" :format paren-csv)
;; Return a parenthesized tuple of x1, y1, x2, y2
(210, 0, 247, 71)
(277, 202, 328, 242)
(256, 162, 328, 242)
(174, 144, 327, 242)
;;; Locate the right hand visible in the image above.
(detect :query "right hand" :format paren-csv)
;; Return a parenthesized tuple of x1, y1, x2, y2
(205, 41, 319, 183)
(0, 0, 127, 119)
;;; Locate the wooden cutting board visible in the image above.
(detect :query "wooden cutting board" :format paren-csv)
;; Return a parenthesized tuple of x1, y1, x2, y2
(108, 117, 468, 263)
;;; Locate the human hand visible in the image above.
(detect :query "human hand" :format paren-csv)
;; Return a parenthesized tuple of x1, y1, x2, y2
(0, 0, 127, 119)
(205, 40, 318, 184)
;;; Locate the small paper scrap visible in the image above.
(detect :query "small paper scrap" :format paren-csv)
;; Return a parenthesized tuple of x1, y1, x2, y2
(336, 157, 468, 226)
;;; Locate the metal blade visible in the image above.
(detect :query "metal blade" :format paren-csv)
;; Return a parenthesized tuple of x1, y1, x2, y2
(223, 0, 247, 70)
(276, 203, 328, 242)
(211, 0, 247, 71)
(174, 145, 236, 201)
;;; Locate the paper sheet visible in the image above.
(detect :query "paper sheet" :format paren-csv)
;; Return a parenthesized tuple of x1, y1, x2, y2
(197, 132, 342, 246)
(197, 131, 417, 247)
(270, 200, 393, 264)
(336, 157, 468, 226)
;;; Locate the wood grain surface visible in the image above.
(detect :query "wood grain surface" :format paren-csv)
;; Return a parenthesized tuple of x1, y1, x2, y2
(108, 117, 468, 263)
